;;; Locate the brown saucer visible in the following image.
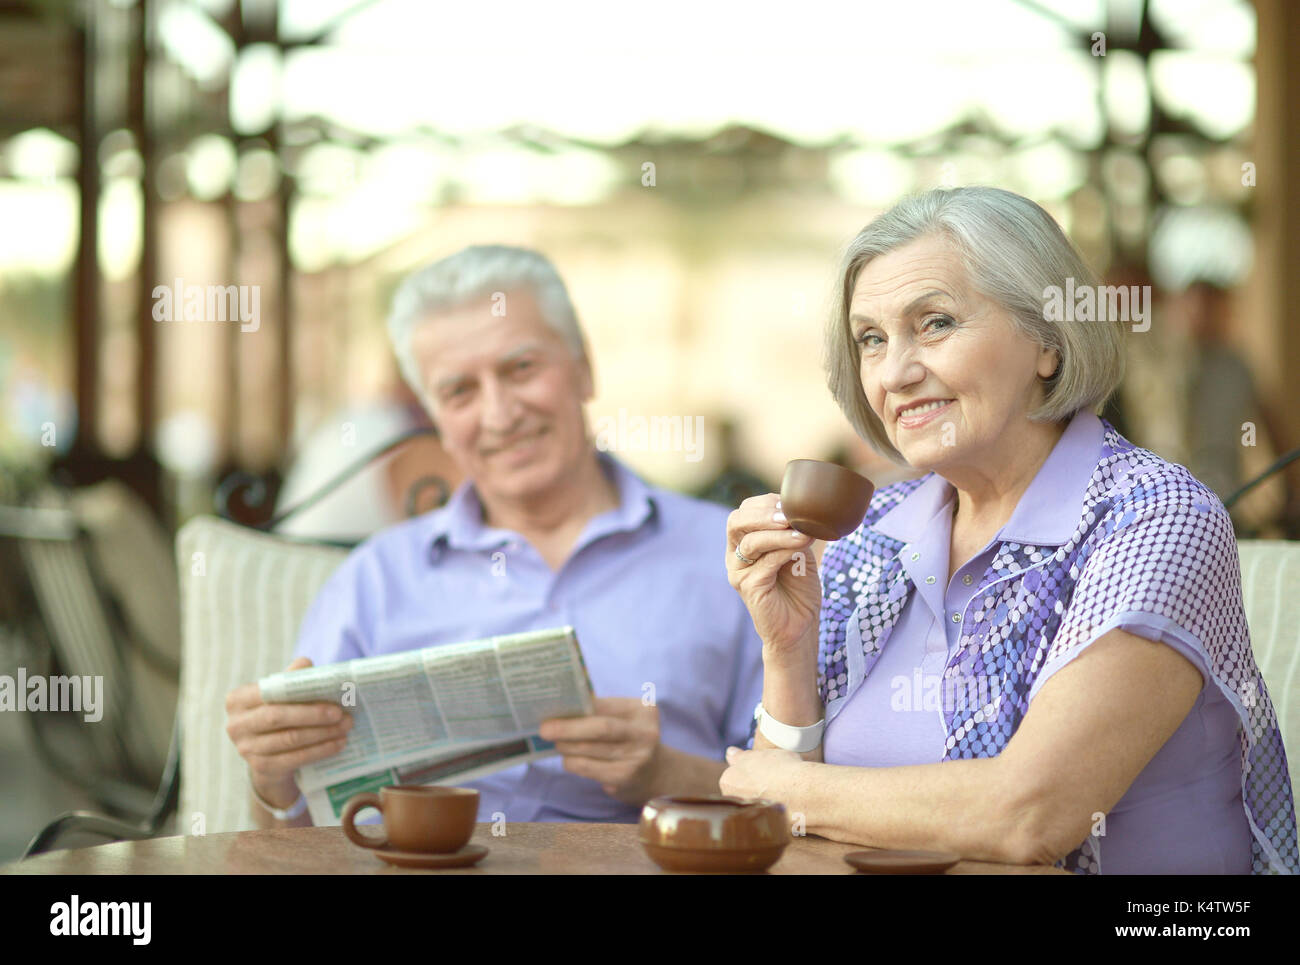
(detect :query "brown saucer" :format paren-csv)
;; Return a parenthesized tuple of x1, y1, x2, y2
(843, 849, 960, 874)
(373, 843, 488, 869)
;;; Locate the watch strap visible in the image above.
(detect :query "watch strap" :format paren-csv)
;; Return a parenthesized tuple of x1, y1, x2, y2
(251, 781, 308, 820)
(754, 702, 825, 753)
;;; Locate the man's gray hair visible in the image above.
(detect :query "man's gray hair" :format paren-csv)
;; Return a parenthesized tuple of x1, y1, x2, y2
(387, 245, 589, 406)
(826, 186, 1125, 463)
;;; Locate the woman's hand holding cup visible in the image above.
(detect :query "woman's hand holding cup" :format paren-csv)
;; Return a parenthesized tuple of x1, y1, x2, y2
(725, 493, 821, 663)
(727, 460, 874, 665)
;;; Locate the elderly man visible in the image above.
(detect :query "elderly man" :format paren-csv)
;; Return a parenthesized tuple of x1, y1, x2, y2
(225, 245, 763, 826)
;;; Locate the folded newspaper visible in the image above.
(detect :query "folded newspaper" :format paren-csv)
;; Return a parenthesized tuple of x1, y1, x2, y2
(257, 626, 595, 825)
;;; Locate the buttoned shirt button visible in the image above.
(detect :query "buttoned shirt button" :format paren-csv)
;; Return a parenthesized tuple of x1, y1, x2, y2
(951, 613, 961, 624)
(925, 575, 936, 584)
(962, 574, 973, 585)
(911, 552, 920, 561)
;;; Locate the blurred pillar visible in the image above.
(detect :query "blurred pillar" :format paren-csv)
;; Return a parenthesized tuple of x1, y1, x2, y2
(59, 0, 162, 515)
(130, 0, 157, 451)
(271, 0, 294, 458)
(72, 0, 99, 455)
(1247, 0, 1300, 449)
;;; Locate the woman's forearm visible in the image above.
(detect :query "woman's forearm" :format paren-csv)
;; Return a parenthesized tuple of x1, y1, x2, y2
(787, 756, 1044, 865)
(755, 626, 825, 761)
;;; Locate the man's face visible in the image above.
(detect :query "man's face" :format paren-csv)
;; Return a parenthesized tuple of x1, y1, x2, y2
(410, 290, 594, 506)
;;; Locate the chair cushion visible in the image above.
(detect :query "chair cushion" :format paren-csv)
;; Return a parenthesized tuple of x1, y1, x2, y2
(176, 516, 347, 834)
(1237, 539, 1300, 796)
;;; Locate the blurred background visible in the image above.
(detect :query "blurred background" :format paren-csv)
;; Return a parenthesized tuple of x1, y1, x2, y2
(2, 0, 1299, 860)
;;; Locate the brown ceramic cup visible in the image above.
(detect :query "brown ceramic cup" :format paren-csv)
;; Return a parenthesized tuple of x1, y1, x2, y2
(779, 459, 875, 541)
(638, 795, 791, 872)
(341, 785, 478, 853)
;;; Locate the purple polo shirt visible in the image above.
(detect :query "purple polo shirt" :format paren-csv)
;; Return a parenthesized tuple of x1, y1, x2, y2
(823, 411, 1253, 873)
(293, 453, 763, 824)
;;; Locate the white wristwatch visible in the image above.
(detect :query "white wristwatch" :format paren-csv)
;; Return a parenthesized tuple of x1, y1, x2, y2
(251, 781, 308, 820)
(754, 702, 825, 753)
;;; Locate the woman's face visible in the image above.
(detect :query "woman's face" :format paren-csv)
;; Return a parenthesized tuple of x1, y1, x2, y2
(849, 233, 1058, 476)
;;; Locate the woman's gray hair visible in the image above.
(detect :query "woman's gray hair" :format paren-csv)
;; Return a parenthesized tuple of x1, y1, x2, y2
(826, 186, 1125, 463)
(387, 245, 589, 406)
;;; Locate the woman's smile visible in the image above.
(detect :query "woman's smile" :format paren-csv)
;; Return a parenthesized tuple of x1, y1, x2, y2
(895, 398, 955, 430)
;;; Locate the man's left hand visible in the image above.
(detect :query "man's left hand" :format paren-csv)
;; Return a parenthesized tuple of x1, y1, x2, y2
(539, 697, 664, 805)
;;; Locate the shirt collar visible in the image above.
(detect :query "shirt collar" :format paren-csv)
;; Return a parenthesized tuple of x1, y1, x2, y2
(425, 451, 657, 558)
(873, 408, 1103, 549)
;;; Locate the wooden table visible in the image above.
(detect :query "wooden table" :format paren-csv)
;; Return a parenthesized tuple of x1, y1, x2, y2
(3, 823, 1067, 874)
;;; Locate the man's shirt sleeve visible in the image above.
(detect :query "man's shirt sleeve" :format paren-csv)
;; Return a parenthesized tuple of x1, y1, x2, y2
(723, 604, 765, 752)
(293, 551, 372, 667)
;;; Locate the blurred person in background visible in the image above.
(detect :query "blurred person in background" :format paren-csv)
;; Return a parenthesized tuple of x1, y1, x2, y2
(1169, 280, 1300, 533)
(694, 417, 772, 508)
(1123, 276, 1299, 536)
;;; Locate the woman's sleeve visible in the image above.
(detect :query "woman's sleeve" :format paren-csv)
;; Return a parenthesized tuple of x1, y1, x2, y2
(1024, 470, 1297, 873)
(1027, 485, 1244, 706)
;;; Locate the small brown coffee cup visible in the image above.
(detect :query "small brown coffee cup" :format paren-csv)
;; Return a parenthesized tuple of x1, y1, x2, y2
(779, 459, 875, 541)
(341, 785, 478, 853)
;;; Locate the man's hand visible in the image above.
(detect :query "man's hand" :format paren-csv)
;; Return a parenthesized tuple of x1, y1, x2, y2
(538, 697, 664, 806)
(224, 656, 353, 808)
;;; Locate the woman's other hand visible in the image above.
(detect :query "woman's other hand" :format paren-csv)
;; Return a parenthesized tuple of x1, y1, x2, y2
(720, 745, 807, 802)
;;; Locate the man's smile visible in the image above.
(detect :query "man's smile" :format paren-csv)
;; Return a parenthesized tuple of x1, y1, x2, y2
(483, 426, 548, 457)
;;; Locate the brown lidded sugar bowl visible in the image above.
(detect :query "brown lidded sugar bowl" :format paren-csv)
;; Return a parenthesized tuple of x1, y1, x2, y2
(779, 459, 875, 541)
(639, 795, 791, 873)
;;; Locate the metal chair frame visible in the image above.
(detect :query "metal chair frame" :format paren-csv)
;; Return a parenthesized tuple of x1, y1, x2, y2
(1, 502, 169, 823)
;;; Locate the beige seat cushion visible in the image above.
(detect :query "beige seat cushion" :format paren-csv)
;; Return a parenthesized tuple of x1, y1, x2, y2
(176, 516, 347, 834)
(1237, 539, 1300, 796)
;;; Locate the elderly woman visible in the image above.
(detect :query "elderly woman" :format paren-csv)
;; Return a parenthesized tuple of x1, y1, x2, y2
(721, 186, 1298, 874)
